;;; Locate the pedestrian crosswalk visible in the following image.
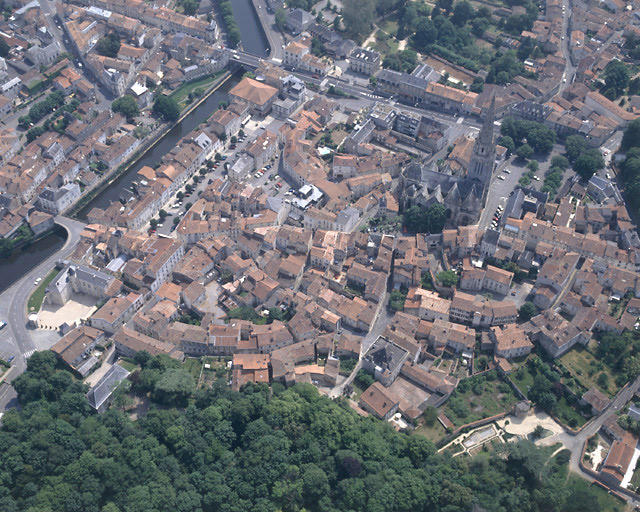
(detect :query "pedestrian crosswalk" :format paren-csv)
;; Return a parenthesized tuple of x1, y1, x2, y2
(23, 349, 36, 359)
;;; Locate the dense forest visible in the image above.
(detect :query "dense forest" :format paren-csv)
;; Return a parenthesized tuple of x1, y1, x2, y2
(0, 352, 622, 512)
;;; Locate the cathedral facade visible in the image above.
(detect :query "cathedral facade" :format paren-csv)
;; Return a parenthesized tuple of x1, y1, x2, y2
(400, 97, 497, 227)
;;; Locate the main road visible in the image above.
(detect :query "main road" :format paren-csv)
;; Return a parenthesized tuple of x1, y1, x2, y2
(0, 216, 85, 412)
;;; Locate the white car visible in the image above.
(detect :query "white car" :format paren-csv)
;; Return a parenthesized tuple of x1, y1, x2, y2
(533, 175, 540, 181)
(503, 169, 510, 174)
(498, 175, 505, 180)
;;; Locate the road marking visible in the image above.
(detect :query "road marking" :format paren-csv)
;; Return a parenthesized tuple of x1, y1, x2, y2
(456, 117, 465, 124)
(23, 349, 36, 359)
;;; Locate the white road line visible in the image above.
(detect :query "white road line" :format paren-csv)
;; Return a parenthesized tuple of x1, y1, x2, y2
(23, 349, 36, 359)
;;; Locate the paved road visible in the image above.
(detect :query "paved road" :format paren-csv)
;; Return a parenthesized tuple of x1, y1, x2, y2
(251, 0, 285, 61)
(558, 0, 576, 94)
(478, 156, 521, 231)
(329, 300, 395, 398)
(0, 216, 85, 412)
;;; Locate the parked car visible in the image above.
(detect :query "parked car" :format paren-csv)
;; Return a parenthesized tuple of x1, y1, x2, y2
(0, 321, 7, 330)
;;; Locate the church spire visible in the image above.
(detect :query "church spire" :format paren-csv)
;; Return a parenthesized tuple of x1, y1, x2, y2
(478, 94, 495, 146)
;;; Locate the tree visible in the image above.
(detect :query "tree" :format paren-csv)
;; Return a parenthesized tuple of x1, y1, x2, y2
(342, 0, 375, 39)
(436, 0, 454, 13)
(412, 17, 437, 50)
(0, 38, 10, 60)
(230, 136, 237, 144)
(574, 149, 604, 181)
(150, 219, 158, 228)
(597, 372, 609, 390)
(533, 425, 545, 439)
(153, 95, 180, 122)
(239, 129, 245, 138)
(519, 302, 537, 321)
(274, 8, 286, 31)
(565, 135, 587, 162)
(173, 216, 180, 226)
(158, 209, 168, 219)
(451, 0, 474, 26)
(516, 143, 533, 161)
(603, 60, 629, 99)
(498, 136, 515, 156)
(389, 290, 407, 311)
(436, 270, 459, 287)
(112, 95, 140, 120)
(527, 160, 539, 173)
(152, 368, 196, 406)
(551, 155, 570, 170)
(95, 33, 121, 58)
(423, 406, 438, 426)
(180, 0, 198, 16)
(622, 118, 640, 151)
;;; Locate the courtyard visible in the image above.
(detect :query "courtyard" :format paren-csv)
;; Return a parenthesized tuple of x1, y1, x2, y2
(37, 292, 97, 330)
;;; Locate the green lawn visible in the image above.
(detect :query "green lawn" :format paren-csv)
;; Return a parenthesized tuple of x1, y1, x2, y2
(169, 71, 226, 110)
(183, 358, 204, 382)
(555, 396, 587, 428)
(559, 347, 619, 397)
(566, 476, 626, 512)
(510, 363, 536, 395)
(27, 268, 61, 313)
(379, 16, 399, 38)
(367, 31, 399, 57)
(118, 359, 138, 372)
(414, 420, 446, 444)
(444, 373, 519, 427)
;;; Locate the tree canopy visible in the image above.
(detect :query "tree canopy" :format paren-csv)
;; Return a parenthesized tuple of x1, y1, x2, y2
(153, 96, 180, 122)
(403, 203, 447, 234)
(0, 352, 624, 512)
(94, 33, 121, 58)
(500, 117, 556, 155)
(112, 95, 140, 120)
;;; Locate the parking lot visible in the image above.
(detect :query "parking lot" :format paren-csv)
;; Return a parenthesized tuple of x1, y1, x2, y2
(148, 114, 295, 237)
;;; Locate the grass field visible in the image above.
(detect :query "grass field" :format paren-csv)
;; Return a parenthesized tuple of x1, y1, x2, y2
(169, 71, 226, 110)
(559, 347, 619, 397)
(379, 16, 399, 38)
(367, 31, 399, 57)
(27, 268, 61, 313)
(510, 364, 536, 396)
(566, 476, 626, 512)
(444, 374, 519, 427)
(414, 420, 446, 443)
(555, 396, 587, 428)
(183, 358, 204, 382)
(118, 359, 138, 372)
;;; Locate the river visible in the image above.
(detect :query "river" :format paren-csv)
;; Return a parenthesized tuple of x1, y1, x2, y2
(76, 0, 270, 218)
(0, 227, 67, 294)
(231, 0, 270, 57)
(10, 2, 269, 279)
(77, 76, 241, 218)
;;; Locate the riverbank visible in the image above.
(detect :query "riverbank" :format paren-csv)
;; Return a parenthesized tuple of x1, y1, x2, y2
(70, 71, 234, 220)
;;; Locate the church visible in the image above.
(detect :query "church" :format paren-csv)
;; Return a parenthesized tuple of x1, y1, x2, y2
(400, 96, 500, 227)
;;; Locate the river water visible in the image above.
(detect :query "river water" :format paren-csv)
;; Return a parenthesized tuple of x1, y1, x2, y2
(0, 227, 67, 294)
(77, 76, 240, 218)
(1, 3, 269, 287)
(77, 0, 269, 218)
(231, 0, 270, 57)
